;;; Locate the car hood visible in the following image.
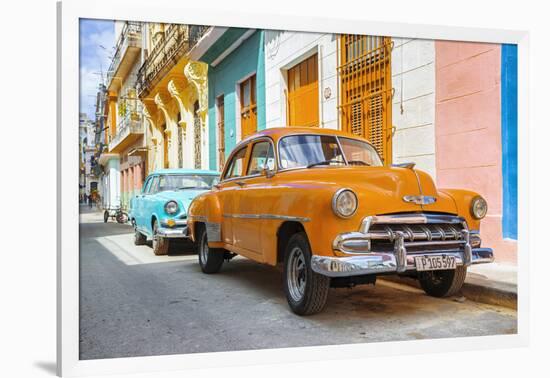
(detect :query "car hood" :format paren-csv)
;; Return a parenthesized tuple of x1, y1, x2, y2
(155, 189, 211, 212)
(281, 166, 458, 216)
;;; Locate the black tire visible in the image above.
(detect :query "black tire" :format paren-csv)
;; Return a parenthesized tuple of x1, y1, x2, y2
(418, 265, 467, 297)
(197, 227, 224, 274)
(103, 211, 109, 223)
(152, 220, 169, 256)
(283, 232, 330, 315)
(133, 221, 146, 246)
(116, 212, 128, 224)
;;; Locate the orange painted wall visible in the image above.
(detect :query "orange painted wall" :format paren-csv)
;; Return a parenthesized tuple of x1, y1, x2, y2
(435, 41, 516, 262)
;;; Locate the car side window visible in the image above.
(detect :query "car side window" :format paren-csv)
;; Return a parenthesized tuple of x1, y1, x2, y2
(148, 176, 160, 194)
(142, 177, 152, 194)
(247, 141, 275, 176)
(224, 147, 248, 180)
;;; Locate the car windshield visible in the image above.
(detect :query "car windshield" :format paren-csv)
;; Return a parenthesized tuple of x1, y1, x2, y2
(278, 134, 382, 169)
(157, 174, 219, 192)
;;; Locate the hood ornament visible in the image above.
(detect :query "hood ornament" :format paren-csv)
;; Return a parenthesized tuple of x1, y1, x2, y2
(403, 195, 437, 205)
(392, 162, 416, 169)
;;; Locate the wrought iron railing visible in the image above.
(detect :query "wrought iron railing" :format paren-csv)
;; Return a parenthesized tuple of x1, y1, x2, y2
(106, 22, 142, 87)
(136, 24, 211, 97)
(109, 99, 144, 150)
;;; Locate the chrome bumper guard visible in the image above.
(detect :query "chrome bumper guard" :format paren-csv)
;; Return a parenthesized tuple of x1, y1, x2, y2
(157, 219, 189, 239)
(312, 214, 494, 278)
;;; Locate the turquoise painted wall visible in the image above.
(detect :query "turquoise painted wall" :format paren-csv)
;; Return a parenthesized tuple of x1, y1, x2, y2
(205, 30, 266, 170)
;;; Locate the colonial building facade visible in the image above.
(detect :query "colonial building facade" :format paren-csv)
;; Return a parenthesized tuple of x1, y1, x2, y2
(95, 23, 517, 262)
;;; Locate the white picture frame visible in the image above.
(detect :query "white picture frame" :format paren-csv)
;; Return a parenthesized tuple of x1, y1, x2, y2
(58, 0, 530, 376)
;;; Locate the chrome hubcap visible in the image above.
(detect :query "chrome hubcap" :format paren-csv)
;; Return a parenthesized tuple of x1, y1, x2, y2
(287, 247, 307, 302)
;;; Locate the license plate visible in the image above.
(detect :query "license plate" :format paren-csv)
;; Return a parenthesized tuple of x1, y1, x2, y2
(415, 255, 456, 271)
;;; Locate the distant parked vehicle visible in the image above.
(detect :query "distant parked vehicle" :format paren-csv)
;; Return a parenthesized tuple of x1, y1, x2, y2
(129, 169, 220, 255)
(103, 205, 128, 224)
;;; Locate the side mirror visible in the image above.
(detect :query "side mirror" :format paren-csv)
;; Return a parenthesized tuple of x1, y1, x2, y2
(261, 164, 275, 178)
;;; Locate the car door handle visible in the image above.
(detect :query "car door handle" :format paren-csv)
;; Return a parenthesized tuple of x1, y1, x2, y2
(236, 181, 246, 187)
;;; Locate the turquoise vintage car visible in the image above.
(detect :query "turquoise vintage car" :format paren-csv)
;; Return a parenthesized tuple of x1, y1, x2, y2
(129, 169, 220, 255)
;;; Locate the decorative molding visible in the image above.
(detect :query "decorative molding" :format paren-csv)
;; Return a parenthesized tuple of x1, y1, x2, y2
(154, 93, 171, 123)
(167, 80, 186, 114)
(184, 61, 208, 121)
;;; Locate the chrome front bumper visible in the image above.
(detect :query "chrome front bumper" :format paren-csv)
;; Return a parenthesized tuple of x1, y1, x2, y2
(157, 219, 189, 239)
(312, 214, 494, 278)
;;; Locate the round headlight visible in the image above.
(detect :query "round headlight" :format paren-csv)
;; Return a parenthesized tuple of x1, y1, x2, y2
(470, 196, 488, 219)
(332, 189, 358, 218)
(164, 201, 179, 215)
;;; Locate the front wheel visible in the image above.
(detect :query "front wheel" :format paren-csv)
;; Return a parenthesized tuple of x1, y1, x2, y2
(418, 266, 467, 297)
(152, 220, 169, 255)
(197, 227, 224, 274)
(283, 232, 330, 315)
(103, 210, 109, 223)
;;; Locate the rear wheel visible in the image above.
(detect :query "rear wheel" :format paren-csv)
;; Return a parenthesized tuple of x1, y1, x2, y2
(418, 266, 467, 297)
(197, 227, 224, 274)
(152, 220, 169, 256)
(283, 232, 330, 315)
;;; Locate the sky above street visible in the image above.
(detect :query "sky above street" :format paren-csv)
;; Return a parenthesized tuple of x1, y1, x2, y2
(79, 19, 115, 121)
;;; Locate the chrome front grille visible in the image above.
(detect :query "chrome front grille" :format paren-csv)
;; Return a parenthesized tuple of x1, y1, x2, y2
(333, 213, 479, 272)
(368, 222, 466, 253)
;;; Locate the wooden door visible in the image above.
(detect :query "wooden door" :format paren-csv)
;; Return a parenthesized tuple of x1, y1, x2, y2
(338, 35, 393, 164)
(217, 96, 226, 170)
(287, 53, 319, 127)
(240, 75, 257, 139)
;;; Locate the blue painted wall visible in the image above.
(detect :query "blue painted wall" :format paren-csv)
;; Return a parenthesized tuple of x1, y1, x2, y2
(501, 44, 518, 240)
(205, 30, 266, 170)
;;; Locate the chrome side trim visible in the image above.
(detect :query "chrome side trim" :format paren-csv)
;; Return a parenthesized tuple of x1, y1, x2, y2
(222, 213, 311, 222)
(190, 215, 208, 223)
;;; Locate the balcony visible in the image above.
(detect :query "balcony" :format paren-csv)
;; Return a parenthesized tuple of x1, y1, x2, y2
(107, 22, 142, 92)
(108, 100, 145, 153)
(136, 24, 211, 97)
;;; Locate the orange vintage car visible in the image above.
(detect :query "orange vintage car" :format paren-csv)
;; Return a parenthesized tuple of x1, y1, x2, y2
(187, 127, 494, 315)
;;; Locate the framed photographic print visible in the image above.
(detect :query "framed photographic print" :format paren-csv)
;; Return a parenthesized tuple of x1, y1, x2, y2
(58, 0, 529, 376)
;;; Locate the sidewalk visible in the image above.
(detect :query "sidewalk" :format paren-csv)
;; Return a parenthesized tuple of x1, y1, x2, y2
(381, 262, 518, 309)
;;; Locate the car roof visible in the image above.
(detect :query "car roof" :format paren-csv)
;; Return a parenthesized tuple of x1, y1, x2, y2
(148, 169, 220, 176)
(238, 127, 373, 146)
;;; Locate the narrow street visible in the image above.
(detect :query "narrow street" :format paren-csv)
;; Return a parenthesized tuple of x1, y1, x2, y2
(79, 208, 517, 360)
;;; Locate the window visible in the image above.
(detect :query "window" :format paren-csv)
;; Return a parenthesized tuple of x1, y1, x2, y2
(147, 176, 160, 194)
(142, 177, 153, 193)
(279, 135, 345, 169)
(240, 75, 257, 139)
(247, 141, 275, 176)
(339, 137, 383, 167)
(338, 35, 392, 164)
(157, 174, 219, 191)
(287, 53, 319, 127)
(224, 147, 248, 180)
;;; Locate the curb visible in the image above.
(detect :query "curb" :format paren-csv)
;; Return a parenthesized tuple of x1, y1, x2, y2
(379, 275, 517, 310)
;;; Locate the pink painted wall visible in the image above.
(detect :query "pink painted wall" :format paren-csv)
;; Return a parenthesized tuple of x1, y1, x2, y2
(435, 41, 516, 262)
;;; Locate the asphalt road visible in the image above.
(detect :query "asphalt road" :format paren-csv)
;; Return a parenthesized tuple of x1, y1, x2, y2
(79, 208, 517, 360)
